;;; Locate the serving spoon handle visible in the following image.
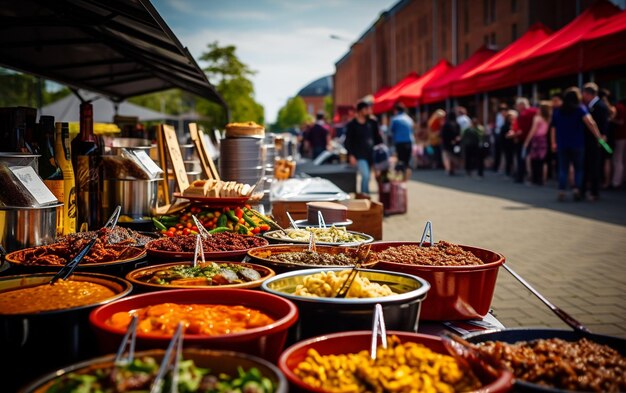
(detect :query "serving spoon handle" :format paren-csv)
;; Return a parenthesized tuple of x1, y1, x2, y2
(502, 263, 590, 334)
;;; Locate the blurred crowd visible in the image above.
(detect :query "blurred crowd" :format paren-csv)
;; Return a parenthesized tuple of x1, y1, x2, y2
(295, 82, 625, 202)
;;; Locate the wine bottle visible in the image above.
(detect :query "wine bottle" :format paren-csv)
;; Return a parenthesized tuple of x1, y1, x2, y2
(71, 102, 102, 229)
(55, 122, 77, 234)
(38, 116, 64, 235)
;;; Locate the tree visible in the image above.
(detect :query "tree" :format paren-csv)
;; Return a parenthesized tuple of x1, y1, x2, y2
(276, 96, 308, 131)
(0, 68, 70, 108)
(198, 42, 264, 126)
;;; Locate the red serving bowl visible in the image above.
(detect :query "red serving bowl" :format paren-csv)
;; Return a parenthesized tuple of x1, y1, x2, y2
(89, 288, 298, 362)
(370, 242, 505, 320)
(279, 331, 513, 393)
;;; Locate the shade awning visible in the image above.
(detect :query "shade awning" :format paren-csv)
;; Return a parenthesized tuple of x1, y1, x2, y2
(451, 23, 552, 97)
(373, 72, 420, 114)
(0, 0, 227, 111)
(421, 46, 497, 104)
(581, 9, 626, 72)
(518, 0, 619, 84)
(397, 59, 453, 106)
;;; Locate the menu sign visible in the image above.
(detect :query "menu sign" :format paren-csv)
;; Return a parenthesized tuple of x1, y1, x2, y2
(10, 166, 58, 205)
(162, 124, 190, 192)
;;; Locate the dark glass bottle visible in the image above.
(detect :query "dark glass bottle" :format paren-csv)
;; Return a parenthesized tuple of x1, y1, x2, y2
(38, 116, 62, 180)
(71, 102, 102, 229)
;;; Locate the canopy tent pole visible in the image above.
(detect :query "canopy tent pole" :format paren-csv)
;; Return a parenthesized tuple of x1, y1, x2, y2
(589, 71, 595, 83)
(532, 83, 538, 106)
(70, 88, 87, 103)
(578, 72, 583, 88)
(445, 98, 451, 113)
(415, 103, 421, 129)
(517, 84, 523, 97)
(482, 93, 488, 126)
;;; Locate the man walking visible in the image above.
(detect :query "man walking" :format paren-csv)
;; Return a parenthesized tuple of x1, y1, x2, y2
(581, 82, 610, 201)
(390, 103, 414, 179)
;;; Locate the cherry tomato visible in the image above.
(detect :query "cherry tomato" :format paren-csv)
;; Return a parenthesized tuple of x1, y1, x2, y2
(165, 231, 174, 237)
(182, 228, 191, 235)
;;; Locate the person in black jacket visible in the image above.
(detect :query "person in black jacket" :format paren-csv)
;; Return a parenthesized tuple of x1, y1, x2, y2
(440, 112, 461, 175)
(344, 101, 383, 197)
(581, 82, 610, 201)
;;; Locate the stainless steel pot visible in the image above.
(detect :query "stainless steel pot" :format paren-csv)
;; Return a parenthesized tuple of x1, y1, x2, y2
(0, 203, 62, 252)
(102, 179, 161, 219)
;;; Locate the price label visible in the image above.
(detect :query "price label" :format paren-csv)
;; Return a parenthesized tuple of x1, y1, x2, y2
(10, 166, 59, 205)
(132, 149, 163, 178)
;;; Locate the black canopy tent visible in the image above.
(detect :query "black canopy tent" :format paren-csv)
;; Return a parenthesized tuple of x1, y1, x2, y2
(0, 0, 228, 117)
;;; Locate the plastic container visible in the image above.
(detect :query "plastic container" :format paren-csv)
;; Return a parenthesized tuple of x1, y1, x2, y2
(279, 331, 514, 393)
(371, 241, 505, 320)
(89, 288, 298, 362)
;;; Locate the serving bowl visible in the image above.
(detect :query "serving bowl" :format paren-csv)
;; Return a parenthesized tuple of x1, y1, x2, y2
(0, 272, 132, 391)
(21, 349, 288, 393)
(464, 328, 626, 392)
(247, 244, 379, 273)
(90, 288, 298, 362)
(279, 331, 514, 393)
(370, 241, 504, 320)
(261, 268, 429, 341)
(263, 228, 374, 247)
(125, 260, 276, 291)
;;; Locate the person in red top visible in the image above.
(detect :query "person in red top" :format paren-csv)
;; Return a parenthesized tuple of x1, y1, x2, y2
(511, 97, 537, 183)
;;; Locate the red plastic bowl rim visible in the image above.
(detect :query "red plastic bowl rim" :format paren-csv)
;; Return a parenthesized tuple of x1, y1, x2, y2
(371, 241, 505, 271)
(278, 330, 514, 393)
(89, 288, 299, 341)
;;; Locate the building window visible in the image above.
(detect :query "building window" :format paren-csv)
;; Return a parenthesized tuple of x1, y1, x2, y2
(490, 0, 496, 23)
(464, 0, 469, 34)
(465, 43, 469, 59)
(483, 0, 489, 25)
(511, 0, 517, 12)
(442, 31, 447, 52)
(490, 32, 496, 46)
(512, 23, 518, 41)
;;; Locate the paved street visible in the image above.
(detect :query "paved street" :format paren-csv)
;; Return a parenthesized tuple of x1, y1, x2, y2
(379, 169, 626, 338)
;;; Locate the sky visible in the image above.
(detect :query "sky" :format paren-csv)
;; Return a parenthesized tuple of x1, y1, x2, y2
(152, 0, 397, 123)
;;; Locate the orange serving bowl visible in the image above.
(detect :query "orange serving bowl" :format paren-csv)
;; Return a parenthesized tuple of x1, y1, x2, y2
(89, 288, 298, 362)
(370, 241, 505, 320)
(278, 331, 514, 393)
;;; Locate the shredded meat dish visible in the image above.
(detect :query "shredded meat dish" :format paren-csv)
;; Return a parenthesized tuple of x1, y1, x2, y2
(267, 251, 358, 266)
(478, 338, 626, 392)
(146, 232, 268, 253)
(374, 241, 484, 266)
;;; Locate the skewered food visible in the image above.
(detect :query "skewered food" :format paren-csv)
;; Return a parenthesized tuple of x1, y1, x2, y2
(295, 335, 481, 393)
(374, 241, 484, 266)
(137, 262, 263, 287)
(294, 270, 394, 298)
(107, 303, 275, 336)
(478, 337, 626, 392)
(0, 279, 115, 314)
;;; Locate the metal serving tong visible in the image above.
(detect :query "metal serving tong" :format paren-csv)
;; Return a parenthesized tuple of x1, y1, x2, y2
(115, 315, 139, 366)
(192, 234, 205, 268)
(191, 214, 211, 239)
(49, 205, 122, 284)
(370, 303, 387, 360)
(335, 243, 371, 298)
(419, 220, 434, 247)
(151, 323, 185, 393)
(502, 263, 590, 333)
(440, 332, 501, 380)
(317, 211, 326, 228)
(286, 211, 298, 229)
(307, 232, 317, 252)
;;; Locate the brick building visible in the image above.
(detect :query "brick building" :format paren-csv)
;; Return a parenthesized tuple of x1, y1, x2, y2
(296, 75, 332, 119)
(334, 0, 599, 113)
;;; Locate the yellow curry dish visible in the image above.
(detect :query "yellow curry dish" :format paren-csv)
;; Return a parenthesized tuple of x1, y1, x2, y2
(0, 280, 116, 314)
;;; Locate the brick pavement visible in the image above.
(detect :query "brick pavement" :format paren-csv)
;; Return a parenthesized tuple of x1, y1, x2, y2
(377, 170, 626, 338)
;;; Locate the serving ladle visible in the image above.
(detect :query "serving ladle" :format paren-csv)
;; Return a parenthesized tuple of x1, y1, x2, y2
(502, 263, 590, 333)
(49, 205, 122, 284)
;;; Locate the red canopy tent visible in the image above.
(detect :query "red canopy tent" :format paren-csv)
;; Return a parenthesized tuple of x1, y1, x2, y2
(373, 72, 419, 114)
(518, 0, 620, 84)
(373, 85, 392, 99)
(450, 23, 552, 97)
(421, 47, 497, 104)
(582, 9, 626, 72)
(397, 60, 453, 107)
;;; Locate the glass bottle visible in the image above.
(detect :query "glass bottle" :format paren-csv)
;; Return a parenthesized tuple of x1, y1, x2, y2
(71, 103, 102, 229)
(55, 122, 77, 234)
